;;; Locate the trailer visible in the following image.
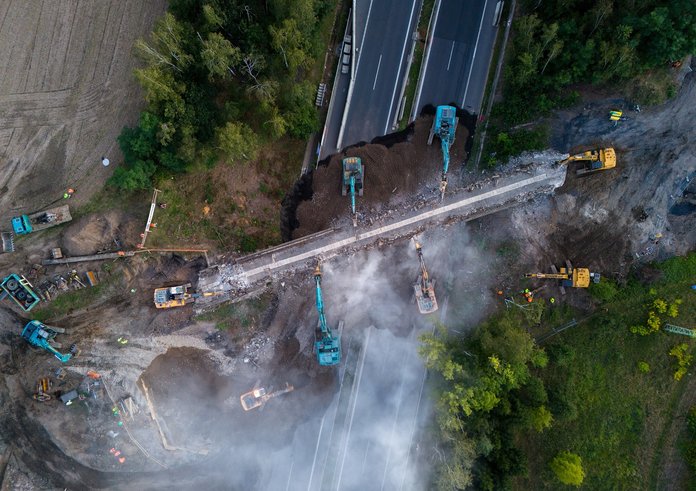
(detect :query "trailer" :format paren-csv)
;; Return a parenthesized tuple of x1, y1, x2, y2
(12, 205, 72, 235)
(1, 274, 41, 311)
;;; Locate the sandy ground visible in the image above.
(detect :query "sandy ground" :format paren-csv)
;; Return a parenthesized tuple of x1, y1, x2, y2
(0, 0, 167, 221)
(0, 8, 694, 489)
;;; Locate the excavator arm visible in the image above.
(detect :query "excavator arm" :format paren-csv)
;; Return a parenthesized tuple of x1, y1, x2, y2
(524, 272, 570, 280)
(314, 266, 329, 338)
(350, 174, 357, 227)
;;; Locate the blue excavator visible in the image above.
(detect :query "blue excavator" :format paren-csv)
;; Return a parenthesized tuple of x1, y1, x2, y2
(21, 320, 72, 362)
(313, 264, 341, 366)
(428, 105, 458, 201)
(341, 157, 364, 227)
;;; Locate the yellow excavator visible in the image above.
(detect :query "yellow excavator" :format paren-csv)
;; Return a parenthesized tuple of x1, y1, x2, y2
(525, 260, 600, 293)
(559, 147, 616, 176)
(240, 382, 294, 411)
(153, 283, 224, 308)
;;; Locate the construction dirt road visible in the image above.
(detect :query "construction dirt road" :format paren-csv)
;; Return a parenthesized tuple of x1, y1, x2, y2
(0, 3, 695, 488)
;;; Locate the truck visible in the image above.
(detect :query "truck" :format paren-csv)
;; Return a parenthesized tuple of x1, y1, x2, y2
(12, 205, 72, 235)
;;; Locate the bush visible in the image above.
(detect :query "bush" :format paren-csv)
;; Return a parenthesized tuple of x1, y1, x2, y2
(484, 126, 549, 167)
(637, 361, 651, 373)
(669, 343, 693, 381)
(550, 451, 585, 487)
(589, 278, 619, 302)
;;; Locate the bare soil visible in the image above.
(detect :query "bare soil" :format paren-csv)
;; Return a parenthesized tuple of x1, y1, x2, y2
(0, 5, 694, 489)
(294, 117, 469, 236)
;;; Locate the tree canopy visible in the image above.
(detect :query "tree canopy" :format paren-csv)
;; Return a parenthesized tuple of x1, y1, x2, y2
(112, 0, 327, 190)
(499, 0, 696, 124)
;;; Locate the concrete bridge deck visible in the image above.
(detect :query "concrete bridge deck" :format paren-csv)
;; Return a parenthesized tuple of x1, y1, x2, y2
(198, 163, 567, 297)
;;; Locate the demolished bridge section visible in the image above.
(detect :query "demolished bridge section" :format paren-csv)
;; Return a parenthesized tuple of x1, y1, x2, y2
(197, 161, 568, 300)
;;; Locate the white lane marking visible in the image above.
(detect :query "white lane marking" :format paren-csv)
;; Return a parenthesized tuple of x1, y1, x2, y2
(373, 54, 383, 90)
(318, 335, 356, 488)
(361, 441, 371, 474)
(380, 329, 415, 490)
(413, 0, 442, 117)
(384, 0, 419, 134)
(446, 41, 455, 71)
(461, 0, 489, 107)
(307, 414, 326, 491)
(439, 295, 449, 324)
(355, 0, 374, 77)
(336, 326, 372, 490)
(285, 460, 295, 491)
(398, 325, 435, 491)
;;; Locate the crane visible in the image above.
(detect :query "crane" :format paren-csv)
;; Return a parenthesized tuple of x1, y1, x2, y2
(558, 148, 616, 176)
(341, 157, 364, 227)
(525, 260, 600, 293)
(313, 264, 341, 366)
(428, 105, 458, 201)
(413, 240, 438, 314)
(21, 321, 72, 363)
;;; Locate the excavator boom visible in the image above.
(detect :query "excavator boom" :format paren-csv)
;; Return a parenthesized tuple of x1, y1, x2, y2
(525, 264, 598, 289)
(559, 147, 616, 176)
(313, 265, 341, 366)
(429, 106, 457, 201)
(413, 241, 438, 314)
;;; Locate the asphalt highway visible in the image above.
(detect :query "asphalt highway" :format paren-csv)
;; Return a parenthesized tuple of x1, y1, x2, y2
(414, 0, 500, 116)
(339, 0, 421, 149)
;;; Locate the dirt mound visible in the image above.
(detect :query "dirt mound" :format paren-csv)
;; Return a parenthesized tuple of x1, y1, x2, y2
(60, 210, 140, 256)
(292, 116, 469, 237)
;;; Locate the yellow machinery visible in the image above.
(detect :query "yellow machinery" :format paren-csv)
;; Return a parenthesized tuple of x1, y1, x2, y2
(153, 283, 223, 308)
(33, 377, 53, 402)
(413, 240, 438, 314)
(525, 260, 600, 292)
(559, 148, 616, 176)
(240, 382, 294, 411)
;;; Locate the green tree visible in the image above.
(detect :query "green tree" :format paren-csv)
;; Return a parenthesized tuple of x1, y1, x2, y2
(134, 12, 192, 73)
(435, 438, 476, 490)
(201, 32, 241, 81)
(270, 19, 311, 72)
(525, 405, 553, 432)
(215, 122, 258, 164)
(550, 451, 585, 487)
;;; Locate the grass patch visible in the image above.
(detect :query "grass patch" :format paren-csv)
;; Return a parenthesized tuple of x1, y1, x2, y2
(481, 125, 549, 168)
(515, 253, 696, 490)
(627, 68, 677, 106)
(399, 0, 434, 129)
(32, 269, 123, 321)
(195, 292, 274, 341)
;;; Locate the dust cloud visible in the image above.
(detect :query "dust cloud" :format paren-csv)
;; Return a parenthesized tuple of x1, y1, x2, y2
(277, 219, 497, 490)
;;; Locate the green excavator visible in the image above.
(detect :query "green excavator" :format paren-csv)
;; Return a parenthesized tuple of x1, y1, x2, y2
(313, 264, 341, 366)
(341, 157, 364, 227)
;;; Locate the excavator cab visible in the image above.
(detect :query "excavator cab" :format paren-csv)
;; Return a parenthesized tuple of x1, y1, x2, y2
(21, 320, 72, 363)
(154, 283, 193, 308)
